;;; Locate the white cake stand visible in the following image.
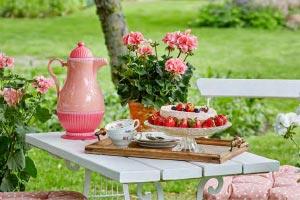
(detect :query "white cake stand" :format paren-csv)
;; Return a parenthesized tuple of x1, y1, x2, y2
(144, 121, 232, 152)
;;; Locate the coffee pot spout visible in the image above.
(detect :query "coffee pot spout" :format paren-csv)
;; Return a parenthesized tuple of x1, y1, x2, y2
(94, 58, 108, 71)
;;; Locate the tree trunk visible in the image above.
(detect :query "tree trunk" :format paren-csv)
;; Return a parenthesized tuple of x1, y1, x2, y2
(94, 0, 128, 85)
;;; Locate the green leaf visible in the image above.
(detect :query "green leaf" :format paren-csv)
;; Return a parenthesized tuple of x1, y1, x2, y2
(23, 156, 37, 178)
(15, 124, 36, 136)
(0, 136, 9, 154)
(35, 106, 51, 122)
(0, 111, 4, 123)
(7, 149, 25, 171)
(0, 174, 18, 192)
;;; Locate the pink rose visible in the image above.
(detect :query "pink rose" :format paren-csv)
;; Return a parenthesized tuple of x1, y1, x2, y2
(33, 76, 54, 94)
(2, 88, 23, 107)
(162, 31, 181, 49)
(137, 45, 153, 56)
(165, 58, 187, 75)
(123, 32, 144, 46)
(176, 30, 198, 53)
(5, 57, 14, 68)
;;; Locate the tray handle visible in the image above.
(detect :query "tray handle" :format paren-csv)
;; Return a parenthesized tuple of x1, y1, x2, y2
(95, 128, 107, 141)
(230, 136, 248, 152)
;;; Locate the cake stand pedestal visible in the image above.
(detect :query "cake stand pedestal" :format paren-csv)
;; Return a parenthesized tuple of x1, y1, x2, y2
(144, 121, 232, 153)
(178, 136, 204, 152)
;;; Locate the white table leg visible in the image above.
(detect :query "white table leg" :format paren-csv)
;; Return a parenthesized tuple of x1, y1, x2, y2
(137, 183, 151, 200)
(123, 184, 131, 200)
(137, 182, 164, 200)
(155, 182, 164, 200)
(196, 176, 224, 200)
(83, 169, 92, 197)
(65, 160, 80, 171)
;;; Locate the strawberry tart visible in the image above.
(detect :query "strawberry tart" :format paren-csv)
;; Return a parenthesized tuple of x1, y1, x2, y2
(147, 103, 228, 129)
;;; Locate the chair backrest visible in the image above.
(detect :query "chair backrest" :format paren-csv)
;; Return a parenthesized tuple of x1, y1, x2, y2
(197, 78, 300, 99)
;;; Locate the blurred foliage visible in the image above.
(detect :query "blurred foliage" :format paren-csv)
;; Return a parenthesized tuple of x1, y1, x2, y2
(212, 98, 273, 137)
(193, 0, 284, 29)
(0, 0, 85, 18)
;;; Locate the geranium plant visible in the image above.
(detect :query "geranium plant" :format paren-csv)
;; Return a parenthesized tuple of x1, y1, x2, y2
(116, 30, 197, 109)
(274, 106, 300, 164)
(0, 53, 54, 191)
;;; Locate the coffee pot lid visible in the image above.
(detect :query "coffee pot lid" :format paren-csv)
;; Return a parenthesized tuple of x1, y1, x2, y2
(69, 42, 93, 58)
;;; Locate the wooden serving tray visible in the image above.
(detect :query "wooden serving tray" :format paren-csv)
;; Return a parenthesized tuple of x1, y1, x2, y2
(85, 137, 248, 164)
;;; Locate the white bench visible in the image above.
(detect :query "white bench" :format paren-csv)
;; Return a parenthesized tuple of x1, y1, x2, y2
(197, 78, 300, 99)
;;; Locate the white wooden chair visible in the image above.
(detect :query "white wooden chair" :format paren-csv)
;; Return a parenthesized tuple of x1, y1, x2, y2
(197, 78, 300, 106)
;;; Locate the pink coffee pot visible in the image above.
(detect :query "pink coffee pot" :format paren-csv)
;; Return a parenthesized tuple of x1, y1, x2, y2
(48, 42, 108, 140)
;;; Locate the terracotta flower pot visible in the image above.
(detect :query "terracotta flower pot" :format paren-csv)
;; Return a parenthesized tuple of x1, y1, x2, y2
(128, 102, 157, 131)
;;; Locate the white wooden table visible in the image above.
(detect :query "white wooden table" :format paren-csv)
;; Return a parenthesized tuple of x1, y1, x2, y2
(26, 132, 280, 200)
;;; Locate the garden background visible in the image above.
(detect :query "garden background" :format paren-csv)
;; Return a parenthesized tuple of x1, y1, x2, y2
(0, 0, 300, 198)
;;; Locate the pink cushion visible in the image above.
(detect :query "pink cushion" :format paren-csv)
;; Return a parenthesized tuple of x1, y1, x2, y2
(230, 174, 273, 200)
(0, 191, 87, 200)
(203, 165, 300, 200)
(269, 186, 300, 200)
(273, 165, 300, 188)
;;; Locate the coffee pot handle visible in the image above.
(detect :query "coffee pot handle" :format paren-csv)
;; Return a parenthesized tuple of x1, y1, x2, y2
(48, 58, 67, 98)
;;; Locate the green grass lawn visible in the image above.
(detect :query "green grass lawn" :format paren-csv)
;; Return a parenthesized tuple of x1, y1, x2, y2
(1, 0, 300, 198)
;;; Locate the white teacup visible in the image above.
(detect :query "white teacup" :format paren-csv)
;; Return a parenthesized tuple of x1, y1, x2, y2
(105, 119, 140, 132)
(105, 119, 140, 147)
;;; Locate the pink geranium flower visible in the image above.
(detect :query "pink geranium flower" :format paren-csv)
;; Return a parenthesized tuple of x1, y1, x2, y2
(0, 53, 14, 69)
(176, 30, 198, 53)
(162, 31, 181, 49)
(137, 45, 153, 56)
(2, 88, 23, 107)
(123, 32, 144, 46)
(5, 57, 14, 68)
(163, 30, 198, 53)
(165, 58, 187, 75)
(32, 76, 54, 94)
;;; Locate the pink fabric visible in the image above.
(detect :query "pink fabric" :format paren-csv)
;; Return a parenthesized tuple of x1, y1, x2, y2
(273, 165, 300, 188)
(269, 186, 300, 200)
(0, 191, 86, 200)
(203, 165, 300, 200)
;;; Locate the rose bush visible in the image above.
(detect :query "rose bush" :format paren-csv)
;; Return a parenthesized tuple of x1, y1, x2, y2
(0, 53, 54, 191)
